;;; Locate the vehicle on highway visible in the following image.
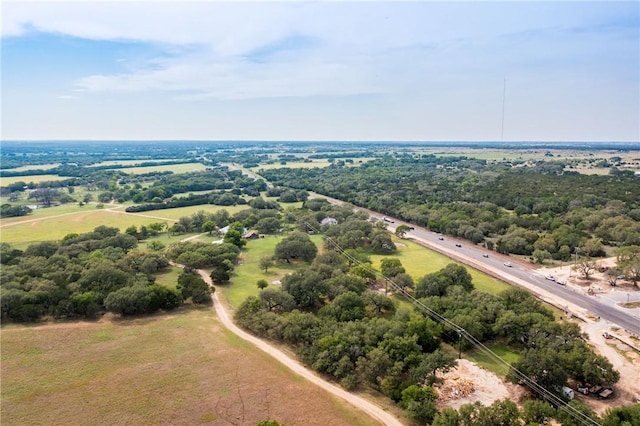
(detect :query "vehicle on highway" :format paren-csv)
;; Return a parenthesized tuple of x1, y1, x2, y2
(503, 262, 512, 267)
(455, 243, 462, 247)
(556, 280, 566, 286)
(382, 217, 394, 223)
(438, 236, 444, 240)
(482, 253, 489, 258)
(545, 275, 556, 281)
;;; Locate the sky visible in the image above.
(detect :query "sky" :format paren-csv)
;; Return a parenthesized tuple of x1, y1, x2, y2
(1, 1, 638, 142)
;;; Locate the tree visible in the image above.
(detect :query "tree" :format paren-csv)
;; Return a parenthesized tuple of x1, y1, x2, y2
(431, 407, 461, 426)
(393, 273, 414, 293)
(274, 232, 318, 263)
(210, 266, 231, 284)
(522, 399, 555, 425)
(259, 256, 274, 273)
(319, 291, 365, 322)
(395, 224, 411, 239)
(177, 271, 211, 304)
(224, 229, 246, 248)
(370, 231, 396, 254)
(202, 220, 216, 235)
(576, 259, 597, 280)
(256, 279, 268, 291)
(380, 258, 405, 278)
(256, 217, 281, 234)
(399, 385, 438, 424)
(281, 270, 327, 309)
(259, 288, 295, 313)
(411, 350, 457, 385)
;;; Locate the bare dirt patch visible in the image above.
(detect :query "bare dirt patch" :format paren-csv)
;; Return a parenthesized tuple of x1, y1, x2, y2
(435, 359, 526, 410)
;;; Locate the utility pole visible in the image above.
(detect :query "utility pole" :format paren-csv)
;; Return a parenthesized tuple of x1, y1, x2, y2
(458, 330, 463, 359)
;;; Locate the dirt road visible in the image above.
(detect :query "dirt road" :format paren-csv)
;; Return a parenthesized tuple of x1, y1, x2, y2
(196, 269, 404, 426)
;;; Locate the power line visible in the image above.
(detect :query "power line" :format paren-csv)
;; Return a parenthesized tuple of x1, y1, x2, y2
(303, 221, 601, 426)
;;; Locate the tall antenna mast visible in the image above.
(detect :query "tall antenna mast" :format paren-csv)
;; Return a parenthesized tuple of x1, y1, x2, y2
(501, 77, 506, 142)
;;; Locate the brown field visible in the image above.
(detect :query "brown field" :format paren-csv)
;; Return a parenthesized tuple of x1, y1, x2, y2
(0, 308, 378, 426)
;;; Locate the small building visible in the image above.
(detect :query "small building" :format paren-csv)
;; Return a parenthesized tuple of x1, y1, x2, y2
(244, 232, 259, 240)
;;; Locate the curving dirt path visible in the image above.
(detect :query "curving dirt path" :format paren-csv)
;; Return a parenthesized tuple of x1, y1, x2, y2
(195, 269, 404, 426)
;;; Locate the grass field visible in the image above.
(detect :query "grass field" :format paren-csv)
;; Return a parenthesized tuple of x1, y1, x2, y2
(223, 234, 325, 308)
(0, 174, 68, 186)
(0, 309, 377, 426)
(154, 265, 183, 289)
(128, 204, 249, 220)
(464, 343, 521, 376)
(0, 208, 163, 248)
(370, 238, 511, 296)
(119, 163, 208, 175)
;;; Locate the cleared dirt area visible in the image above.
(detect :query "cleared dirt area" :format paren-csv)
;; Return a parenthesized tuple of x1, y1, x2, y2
(0, 309, 377, 426)
(434, 359, 526, 410)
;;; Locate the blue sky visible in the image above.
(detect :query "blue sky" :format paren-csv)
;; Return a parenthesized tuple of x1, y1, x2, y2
(1, 1, 638, 141)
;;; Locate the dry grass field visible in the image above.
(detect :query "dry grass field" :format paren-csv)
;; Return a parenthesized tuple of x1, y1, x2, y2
(0, 308, 378, 426)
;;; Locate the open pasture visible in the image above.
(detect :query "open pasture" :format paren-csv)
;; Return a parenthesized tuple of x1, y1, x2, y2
(0, 208, 162, 248)
(0, 309, 375, 426)
(223, 234, 325, 308)
(119, 163, 208, 175)
(0, 174, 68, 186)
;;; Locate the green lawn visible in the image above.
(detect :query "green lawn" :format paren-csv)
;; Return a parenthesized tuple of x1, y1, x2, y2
(370, 237, 510, 296)
(224, 234, 325, 308)
(154, 265, 183, 289)
(464, 343, 521, 376)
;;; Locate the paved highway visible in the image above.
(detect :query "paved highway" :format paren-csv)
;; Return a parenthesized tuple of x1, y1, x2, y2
(382, 216, 640, 336)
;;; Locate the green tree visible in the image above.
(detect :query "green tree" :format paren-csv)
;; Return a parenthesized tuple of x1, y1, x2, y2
(257, 279, 268, 291)
(522, 399, 555, 425)
(177, 271, 212, 304)
(399, 385, 438, 424)
(395, 224, 411, 239)
(259, 256, 274, 273)
(380, 258, 405, 278)
(202, 220, 216, 235)
(274, 232, 318, 263)
(259, 288, 295, 313)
